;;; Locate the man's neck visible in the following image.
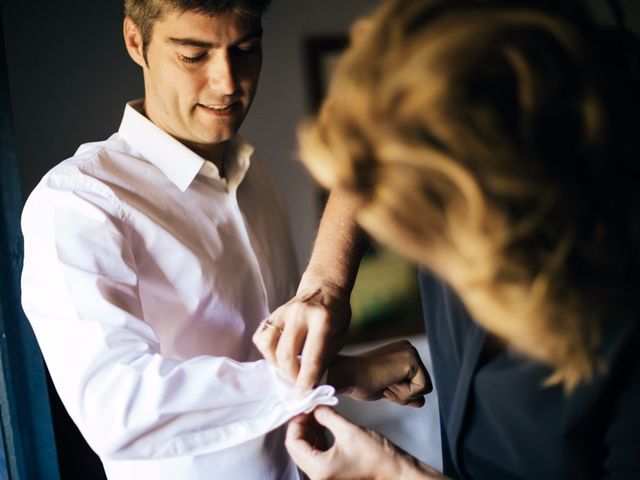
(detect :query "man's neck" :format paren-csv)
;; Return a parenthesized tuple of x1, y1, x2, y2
(183, 139, 227, 177)
(140, 101, 227, 177)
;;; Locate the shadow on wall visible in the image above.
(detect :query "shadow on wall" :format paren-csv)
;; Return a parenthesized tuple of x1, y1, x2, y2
(0, 0, 142, 199)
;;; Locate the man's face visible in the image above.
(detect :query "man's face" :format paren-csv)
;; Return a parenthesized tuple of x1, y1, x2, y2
(139, 9, 262, 150)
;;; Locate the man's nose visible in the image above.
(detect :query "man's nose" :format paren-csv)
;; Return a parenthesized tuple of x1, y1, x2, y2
(208, 50, 237, 97)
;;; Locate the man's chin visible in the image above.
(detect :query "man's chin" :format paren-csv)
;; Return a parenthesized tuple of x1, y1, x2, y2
(191, 124, 238, 143)
(199, 132, 237, 145)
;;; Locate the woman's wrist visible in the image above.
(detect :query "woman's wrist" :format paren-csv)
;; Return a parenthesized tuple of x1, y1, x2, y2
(371, 436, 418, 480)
(297, 269, 352, 298)
(395, 452, 449, 479)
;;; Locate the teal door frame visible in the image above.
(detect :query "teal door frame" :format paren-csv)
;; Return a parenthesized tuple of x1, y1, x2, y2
(0, 5, 60, 479)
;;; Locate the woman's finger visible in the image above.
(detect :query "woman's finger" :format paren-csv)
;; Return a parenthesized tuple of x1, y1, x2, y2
(252, 310, 286, 364)
(286, 414, 330, 477)
(275, 317, 308, 383)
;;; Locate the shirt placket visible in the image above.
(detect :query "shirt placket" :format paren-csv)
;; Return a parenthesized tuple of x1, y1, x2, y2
(226, 185, 270, 323)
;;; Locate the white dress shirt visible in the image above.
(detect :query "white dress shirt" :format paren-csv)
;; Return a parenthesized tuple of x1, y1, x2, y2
(21, 100, 337, 480)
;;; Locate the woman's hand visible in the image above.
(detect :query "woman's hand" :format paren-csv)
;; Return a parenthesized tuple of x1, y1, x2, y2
(252, 279, 351, 393)
(286, 406, 447, 480)
(327, 340, 432, 407)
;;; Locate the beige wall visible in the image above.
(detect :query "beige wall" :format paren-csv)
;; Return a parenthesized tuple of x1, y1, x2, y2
(241, 0, 380, 268)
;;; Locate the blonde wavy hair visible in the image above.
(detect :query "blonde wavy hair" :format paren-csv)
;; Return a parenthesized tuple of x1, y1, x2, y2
(300, 0, 640, 391)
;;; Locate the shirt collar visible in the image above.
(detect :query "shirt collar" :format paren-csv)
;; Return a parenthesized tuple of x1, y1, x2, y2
(118, 100, 254, 192)
(219, 135, 255, 191)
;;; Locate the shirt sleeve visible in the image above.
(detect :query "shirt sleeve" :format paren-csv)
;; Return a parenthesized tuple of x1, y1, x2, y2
(20, 171, 337, 461)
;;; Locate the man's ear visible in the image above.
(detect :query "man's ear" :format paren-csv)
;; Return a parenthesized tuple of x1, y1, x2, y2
(123, 16, 147, 68)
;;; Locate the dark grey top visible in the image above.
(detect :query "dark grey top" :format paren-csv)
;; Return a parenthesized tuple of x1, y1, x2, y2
(418, 272, 640, 479)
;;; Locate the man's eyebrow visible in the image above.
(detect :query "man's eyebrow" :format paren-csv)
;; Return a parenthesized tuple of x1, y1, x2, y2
(168, 28, 263, 49)
(169, 37, 213, 48)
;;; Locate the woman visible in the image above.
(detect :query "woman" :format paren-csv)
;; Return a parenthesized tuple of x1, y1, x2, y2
(286, 0, 640, 478)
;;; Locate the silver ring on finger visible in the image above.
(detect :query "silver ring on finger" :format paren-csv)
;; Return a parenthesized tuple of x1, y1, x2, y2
(260, 317, 283, 334)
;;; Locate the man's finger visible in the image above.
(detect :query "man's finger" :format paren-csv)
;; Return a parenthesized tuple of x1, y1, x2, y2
(406, 397, 426, 408)
(408, 359, 433, 395)
(384, 387, 427, 408)
(387, 382, 417, 401)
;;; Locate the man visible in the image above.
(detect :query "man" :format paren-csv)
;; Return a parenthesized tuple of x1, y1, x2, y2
(20, 1, 430, 479)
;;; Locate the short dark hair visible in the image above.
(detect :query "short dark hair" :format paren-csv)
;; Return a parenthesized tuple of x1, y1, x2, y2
(124, 0, 272, 62)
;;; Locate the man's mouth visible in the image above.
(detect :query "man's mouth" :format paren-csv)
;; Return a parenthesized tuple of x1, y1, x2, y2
(198, 102, 238, 116)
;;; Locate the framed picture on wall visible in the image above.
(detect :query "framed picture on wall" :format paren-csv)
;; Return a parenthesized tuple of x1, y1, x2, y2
(303, 35, 349, 114)
(303, 35, 425, 343)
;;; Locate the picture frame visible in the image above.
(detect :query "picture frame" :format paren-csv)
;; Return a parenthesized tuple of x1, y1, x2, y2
(303, 35, 349, 113)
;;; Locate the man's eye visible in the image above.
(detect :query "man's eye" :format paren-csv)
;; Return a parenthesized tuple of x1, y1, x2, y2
(234, 42, 260, 54)
(179, 53, 206, 64)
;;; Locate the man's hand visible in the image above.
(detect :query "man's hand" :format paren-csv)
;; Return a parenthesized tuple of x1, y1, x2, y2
(252, 280, 351, 393)
(286, 406, 448, 480)
(327, 340, 432, 407)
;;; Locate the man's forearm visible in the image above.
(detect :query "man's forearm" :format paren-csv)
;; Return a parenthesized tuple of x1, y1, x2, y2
(299, 188, 370, 295)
